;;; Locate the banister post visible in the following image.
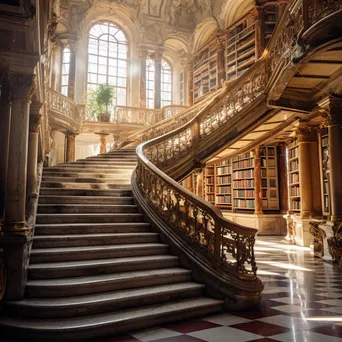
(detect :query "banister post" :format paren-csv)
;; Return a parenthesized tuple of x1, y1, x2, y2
(193, 119, 200, 150)
(214, 221, 221, 268)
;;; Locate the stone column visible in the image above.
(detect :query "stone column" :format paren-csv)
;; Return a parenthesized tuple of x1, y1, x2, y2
(186, 58, 194, 107)
(65, 133, 77, 162)
(0, 76, 11, 221)
(216, 37, 225, 87)
(254, 147, 263, 215)
(278, 143, 289, 213)
(137, 48, 148, 108)
(3, 73, 36, 231)
(151, 49, 164, 109)
(296, 125, 320, 218)
(321, 96, 342, 222)
(67, 41, 77, 100)
(97, 133, 109, 154)
(27, 104, 42, 198)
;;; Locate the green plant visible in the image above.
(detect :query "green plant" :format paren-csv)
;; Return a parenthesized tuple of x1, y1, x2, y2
(86, 84, 116, 120)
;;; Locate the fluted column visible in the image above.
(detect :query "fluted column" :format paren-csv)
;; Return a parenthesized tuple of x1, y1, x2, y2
(151, 49, 164, 109)
(321, 96, 342, 222)
(137, 48, 148, 108)
(27, 104, 42, 198)
(65, 133, 77, 162)
(0, 76, 11, 221)
(67, 41, 77, 100)
(3, 73, 36, 231)
(254, 147, 263, 215)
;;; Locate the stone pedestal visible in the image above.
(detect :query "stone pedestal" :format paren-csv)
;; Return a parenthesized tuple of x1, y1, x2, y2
(65, 133, 77, 162)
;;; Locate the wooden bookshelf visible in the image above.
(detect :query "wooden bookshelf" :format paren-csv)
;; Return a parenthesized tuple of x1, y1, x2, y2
(225, 15, 256, 81)
(320, 127, 330, 215)
(215, 160, 232, 209)
(193, 40, 219, 103)
(262, 2, 279, 47)
(288, 140, 301, 213)
(261, 145, 279, 210)
(232, 151, 255, 210)
(204, 165, 215, 205)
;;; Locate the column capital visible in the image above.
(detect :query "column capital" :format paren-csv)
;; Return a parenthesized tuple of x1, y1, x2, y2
(150, 48, 165, 63)
(29, 114, 42, 133)
(66, 132, 78, 140)
(295, 125, 318, 143)
(318, 94, 342, 126)
(136, 47, 149, 61)
(253, 146, 263, 158)
(8, 73, 36, 101)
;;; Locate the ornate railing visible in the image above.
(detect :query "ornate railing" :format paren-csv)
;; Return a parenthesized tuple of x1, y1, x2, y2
(47, 89, 84, 123)
(308, 0, 342, 25)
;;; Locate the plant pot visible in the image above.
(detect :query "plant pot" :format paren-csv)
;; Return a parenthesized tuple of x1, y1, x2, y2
(98, 113, 110, 122)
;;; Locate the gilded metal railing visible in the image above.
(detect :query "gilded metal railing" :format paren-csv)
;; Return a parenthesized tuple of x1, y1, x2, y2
(113, 106, 157, 126)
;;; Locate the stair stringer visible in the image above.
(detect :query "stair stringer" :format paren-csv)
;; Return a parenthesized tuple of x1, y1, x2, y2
(131, 171, 263, 311)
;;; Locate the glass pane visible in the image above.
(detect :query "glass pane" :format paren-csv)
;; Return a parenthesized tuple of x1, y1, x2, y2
(89, 63, 97, 73)
(62, 75, 69, 85)
(88, 55, 98, 63)
(88, 73, 97, 83)
(118, 68, 126, 77)
(108, 76, 116, 85)
(98, 65, 107, 75)
(108, 58, 117, 67)
(108, 66, 117, 75)
(117, 88, 126, 106)
(99, 56, 107, 65)
(117, 77, 126, 87)
(98, 74, 107, 83)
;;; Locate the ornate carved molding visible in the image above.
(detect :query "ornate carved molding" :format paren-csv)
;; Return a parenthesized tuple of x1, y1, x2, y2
(136, 47, 149, 61)
(319, 95, 342, 126)
(308, 0, 342, 25)
(29, 115, 42, 133)
(295, 125, 318, 143)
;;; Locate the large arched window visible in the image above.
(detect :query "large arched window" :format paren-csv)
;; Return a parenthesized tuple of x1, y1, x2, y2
(161, 59, 172, 107)
(61, 46, 70, 96)
(87, 22, 128, 105)
(146, 58, 172, 109)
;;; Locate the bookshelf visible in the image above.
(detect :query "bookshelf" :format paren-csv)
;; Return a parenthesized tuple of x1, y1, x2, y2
(262, 3, 279, 47)
(320, 127, 330, 215)
(261, 145, 279, 210)
(225, 14, 256, 81)
(288, 140, 301, 213)
(215, 160, 232, 209)
(232, 151, 255, 210)
(193, 40, 219, 103)
(204, 165, 215, 205)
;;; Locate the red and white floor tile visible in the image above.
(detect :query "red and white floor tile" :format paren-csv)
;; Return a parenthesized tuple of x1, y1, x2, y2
(104, 237, 342, 342)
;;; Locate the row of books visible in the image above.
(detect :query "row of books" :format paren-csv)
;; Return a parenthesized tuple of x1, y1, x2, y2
(233, 179, 254, 188)
(291, 200, 301, 210)
(216, 195, 232, 204)
(217, 176, 231, 184)
(289, 160, 299, 171)
(233, 199, 255, 209)
(233, 170, 254, 179)
(290, 186, 300, 197)
(289, 173, 299, 184)
(217, 186, 231, 194)
(233, 159, 254, 169)
(233, 190, 255, 198)
(217, 166, 232, 175)
(288, 147, 298, 159)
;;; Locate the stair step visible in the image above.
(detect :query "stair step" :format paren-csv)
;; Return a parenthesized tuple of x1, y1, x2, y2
(39, 188, 132, 196)
(44, 167, 134, 173)
(30, 243, 169, 262)
(40, 182, 131, 189)
(73, 160, 137, 165)
(42, 171, 132, 178)
(38, 204, 138, 214)
(53, 163, 135, 170)
(41, 177, 131, 183)
(28, 255, 179, 279)
(34, 223, 151, 235)
(32, 232, 159, 248)
(0, 298, 224, 341)
(25, 268, 193, 297)
(38, 196, 134, 205)
(36, 213, 143, 224)
(5, 282, 204, 318)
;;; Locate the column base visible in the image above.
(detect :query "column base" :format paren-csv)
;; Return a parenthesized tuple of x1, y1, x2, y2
(1, 221, 28, 233)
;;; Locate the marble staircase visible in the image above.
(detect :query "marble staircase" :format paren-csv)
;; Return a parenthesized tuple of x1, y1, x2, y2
(0, 148, 223, 341)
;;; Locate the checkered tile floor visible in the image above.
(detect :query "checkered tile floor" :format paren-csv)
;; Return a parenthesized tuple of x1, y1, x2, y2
(101, 237, 342, 342)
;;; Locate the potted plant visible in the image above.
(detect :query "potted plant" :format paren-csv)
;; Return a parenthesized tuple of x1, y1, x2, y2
(86, 84, 116, 122)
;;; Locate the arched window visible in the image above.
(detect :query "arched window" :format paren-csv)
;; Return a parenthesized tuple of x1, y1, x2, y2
(87, 22, 128, 105)
(146, 58, 172, 109)
(161, 59, 172, 107)
(146, 58, 155, 109)
(61, 46, 70, 96)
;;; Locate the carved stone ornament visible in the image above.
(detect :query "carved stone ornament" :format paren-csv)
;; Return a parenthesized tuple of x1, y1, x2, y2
(8, 73, 36, 101)
(150, 48, 164, 63)
(295, 125, 317, 143)
(136, 48, 149, 61)
(319, 95, 342, 126)
(29, 115, 42, 133)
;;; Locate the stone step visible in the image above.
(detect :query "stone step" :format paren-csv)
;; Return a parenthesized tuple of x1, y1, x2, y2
(25, 268, 193, 298)
(36, 213, 143, 224)
(95, 154, 137, 159)
(38, 204, 138, 214)
(28, 255, 179, 279)
(42, 171, 133, 178)
(40, 182, 131, 189)
(0, 298, 224, 341)
(73, 160, 137, 166)
(38, 196, 134, 205)
(30, 243, 169, 263)
(39, 188, 132, 197)
(44, 166, 134, 173)
(34, 223, 151, 235)
(53, 163, 135, 170)
(5, 282, 204, 318)
(41, 177, 131, 184)
(32, 232, 159, 248)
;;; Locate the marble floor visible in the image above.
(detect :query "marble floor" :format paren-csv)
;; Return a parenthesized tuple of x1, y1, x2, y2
(101, 236, 342, 342)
